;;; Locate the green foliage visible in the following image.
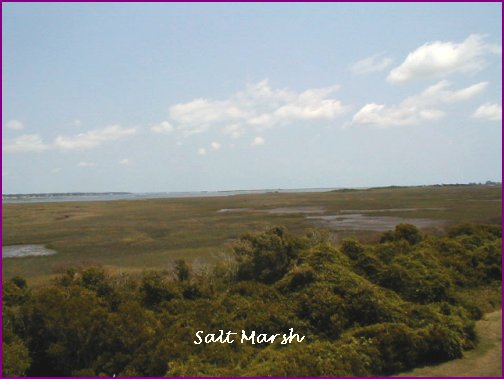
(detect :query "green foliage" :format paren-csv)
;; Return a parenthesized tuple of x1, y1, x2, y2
(233, 226, 300, 284)
(140, 271, 182, 308)
(174, 259, 191, 282)
(2, 338, 31, 376)
(2, 224, 501, 376)
(348, 323, 422, 373)
(3, 309, 31, 376)
(380, 223, 422, 245)
(395, 223, 423, 245)
(3, 277, 30, 307)
(340, 238, 365, 260)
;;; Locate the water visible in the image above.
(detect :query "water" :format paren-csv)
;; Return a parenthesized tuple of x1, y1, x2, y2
(306, 213, 445, 232)
(216, 206, 447, 232)
(2, 188, 341, 204)
(3, 245, 58, 258)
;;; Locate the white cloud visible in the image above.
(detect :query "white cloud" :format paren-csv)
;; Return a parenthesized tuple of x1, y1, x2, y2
(272, 88, 345, 122)
(51, 168, 62, 173)
(77, 162, 95, 167)
(72, 119, 82, 127)
(5, 120, 24, 130)
(211, 142, 222, 150)
(388, 34, 501, 83)
(3, 134, 49, 153)
(151, 121, 174, 134)
(168, 80, 348, 136)
(350, 53, 393, 74)
(420, 80, 488, 103)
(197, 148, 207, 156)
(170, 99, 249, 136)
(473, 103, 502, 121)
(352, 80, 487, 127)
(251, 136, 265, 146)
(119, 158, 130, 165)
(55, 125, 136, 151)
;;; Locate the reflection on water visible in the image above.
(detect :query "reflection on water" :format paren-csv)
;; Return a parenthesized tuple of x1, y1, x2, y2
(306, 213, 445, 232)
(3, 245, 58, 258)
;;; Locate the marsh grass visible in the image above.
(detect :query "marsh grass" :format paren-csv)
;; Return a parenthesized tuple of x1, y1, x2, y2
(3, 185, 501, 283)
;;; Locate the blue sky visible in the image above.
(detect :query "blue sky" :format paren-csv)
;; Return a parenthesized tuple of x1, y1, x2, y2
(2, 2, 502, 193)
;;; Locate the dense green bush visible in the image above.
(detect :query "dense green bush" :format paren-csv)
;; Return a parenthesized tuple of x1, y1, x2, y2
(379, 223, 423, 245)
(2, 223, 501, 376)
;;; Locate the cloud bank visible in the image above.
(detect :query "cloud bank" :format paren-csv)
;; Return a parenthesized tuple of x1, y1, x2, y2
(166, 80, 348, 137)
(388, 34, 501, 83)
(55, 125, 137, 151)
(3, 134, 49, 153)
(352, 80, 487, 127)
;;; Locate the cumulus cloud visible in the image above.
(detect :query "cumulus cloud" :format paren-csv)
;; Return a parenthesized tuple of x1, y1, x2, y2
(473, 103, 502, 121)
(3, 134, 49, 153)
(151, 121, 174, 134)
(251, 136, 265, 146)
(5, 119, 24, 130)
(167, 80, 348, 137)
(119, 158, 130, 165)
(352, 80, 487, 127)
(55, 125, 136, 151)
(350, 53, 393, 74)
(388, 34, 501, 83)
(197, 148, 207, 156)
(77, 161, 95, 167)
(211, 142, 222, 150)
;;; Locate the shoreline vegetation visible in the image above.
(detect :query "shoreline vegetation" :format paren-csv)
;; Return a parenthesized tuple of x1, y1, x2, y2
(2, 181, 500, 202)
(3, 222, 502, 376)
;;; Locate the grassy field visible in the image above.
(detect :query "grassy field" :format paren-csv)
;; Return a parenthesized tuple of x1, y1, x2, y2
(2, 184, 501, 284)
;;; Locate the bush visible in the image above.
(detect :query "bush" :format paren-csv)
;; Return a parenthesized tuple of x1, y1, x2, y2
(349, 323, 421, 374)
(341, 239, 365, 260)
(2, 224, 500, 376)
(233, 227, 299, 284)
(140, 271, 182, 307)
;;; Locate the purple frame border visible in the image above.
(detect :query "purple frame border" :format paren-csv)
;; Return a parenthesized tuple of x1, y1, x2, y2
(0, 1, 502, 378)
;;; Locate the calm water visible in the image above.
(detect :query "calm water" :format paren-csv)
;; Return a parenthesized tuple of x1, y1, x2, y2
(2, 188, 341, 204)
(3, 245, 58, 258)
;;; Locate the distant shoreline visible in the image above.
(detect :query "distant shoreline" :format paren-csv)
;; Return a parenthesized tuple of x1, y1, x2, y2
(2, 182, 501, 204)
(2, 188, 340, 204)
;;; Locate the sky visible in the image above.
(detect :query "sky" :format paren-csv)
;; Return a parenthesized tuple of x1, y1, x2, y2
(2, 2, 502, 194)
